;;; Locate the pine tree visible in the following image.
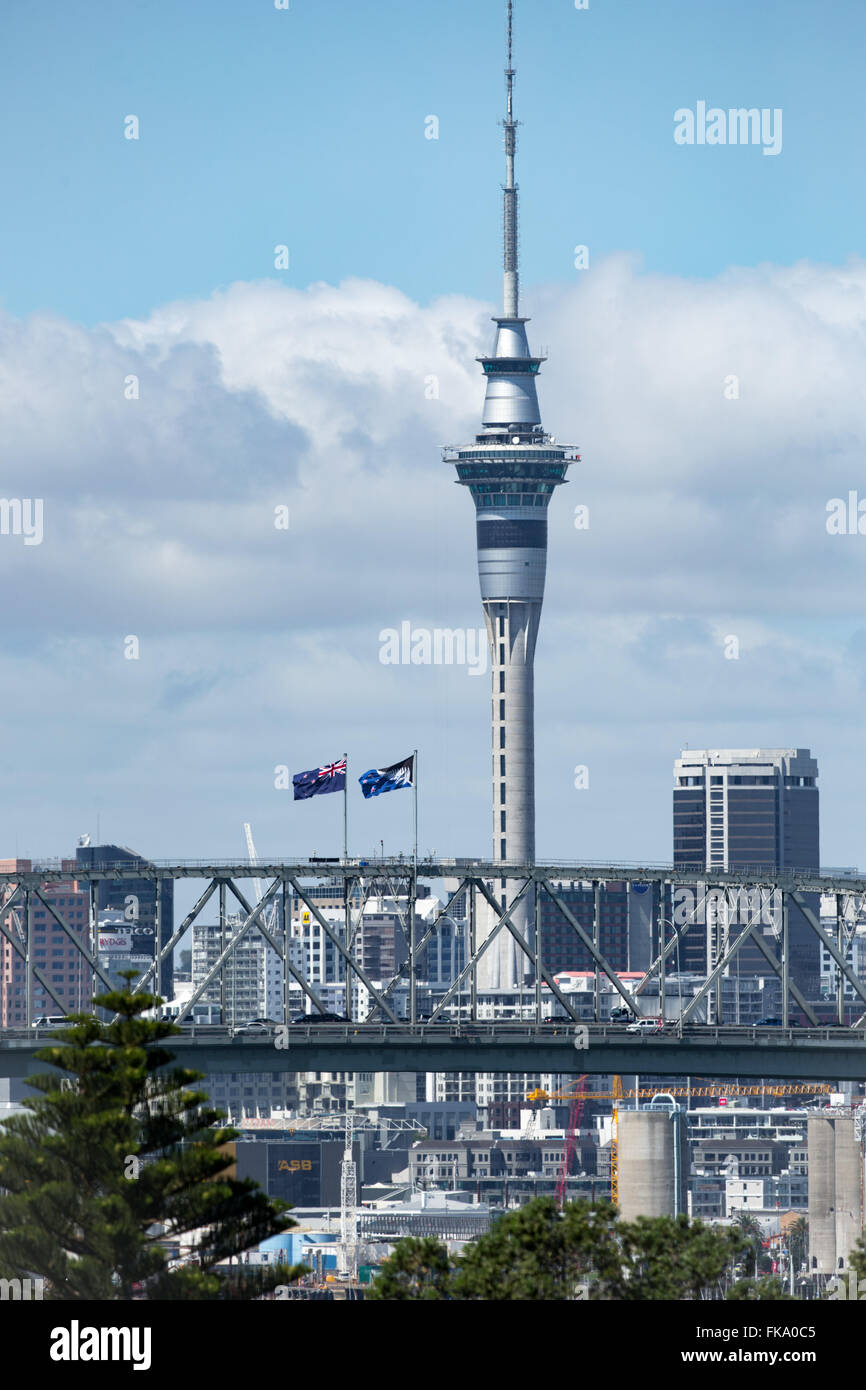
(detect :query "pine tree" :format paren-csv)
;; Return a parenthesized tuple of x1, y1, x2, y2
(0, 976, 305, 1300)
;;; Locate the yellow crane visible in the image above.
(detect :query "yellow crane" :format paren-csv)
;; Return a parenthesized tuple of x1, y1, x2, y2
(526, 1081, 833, 1205)
(610, 1075, 623, 1206)
(527, 1082, 833, 1103)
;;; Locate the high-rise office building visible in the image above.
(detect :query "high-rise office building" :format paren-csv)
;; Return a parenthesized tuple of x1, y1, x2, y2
(0, 861, 90, 1024)
(673, 748, 820, 996)
(539, 880, 665, 976)
(673, 748, 818, 874)
(444, 1, 578, 989)
(75, 842, 174, 999)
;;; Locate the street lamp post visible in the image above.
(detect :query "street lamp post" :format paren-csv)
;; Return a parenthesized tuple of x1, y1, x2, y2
(658, 917, 684, 1034)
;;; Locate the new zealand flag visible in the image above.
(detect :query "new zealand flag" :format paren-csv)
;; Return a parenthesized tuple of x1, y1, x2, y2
(358, 754, 414, 799)
(293, 757, 347, 800)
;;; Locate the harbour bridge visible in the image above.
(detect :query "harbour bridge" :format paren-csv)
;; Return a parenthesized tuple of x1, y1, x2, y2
(2, 858, 866, 1080)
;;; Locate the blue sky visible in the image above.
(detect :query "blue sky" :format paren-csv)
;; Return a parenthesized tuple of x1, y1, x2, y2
(2, 0, 866, 874)
(2, 0, 864, 324)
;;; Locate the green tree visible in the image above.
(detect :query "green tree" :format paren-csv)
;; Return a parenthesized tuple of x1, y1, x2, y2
(369, 1198, 767, 1302)
(0, 977, 305, 1299)
(618, 1212, 747, 1301)
(727, 1275, 794, 1301)
(848, 1230, 866, 1285)
(731, 1210, 765, 1278)
(365, 1237, 453, 1300)
(786, 1216, 808, 1274)
(450, 1197, 623, 1301)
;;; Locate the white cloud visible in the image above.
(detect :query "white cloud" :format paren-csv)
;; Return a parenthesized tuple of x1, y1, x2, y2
(3, 259, 866, 865)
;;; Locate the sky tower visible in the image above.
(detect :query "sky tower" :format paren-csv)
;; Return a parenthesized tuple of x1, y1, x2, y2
(444, 0, 579, 989)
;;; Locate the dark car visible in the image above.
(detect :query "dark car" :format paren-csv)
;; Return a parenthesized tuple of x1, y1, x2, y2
(290, 1012, 349, 1024)
(610, 1007, 634, 1022)
(755, 1017, 783, 1027)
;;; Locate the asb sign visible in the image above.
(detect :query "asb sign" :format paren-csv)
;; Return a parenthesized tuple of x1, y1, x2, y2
(269, 1145, 319, 1200)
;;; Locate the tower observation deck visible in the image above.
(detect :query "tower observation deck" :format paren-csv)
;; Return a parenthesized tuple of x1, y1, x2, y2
(443, 1, 579, 989)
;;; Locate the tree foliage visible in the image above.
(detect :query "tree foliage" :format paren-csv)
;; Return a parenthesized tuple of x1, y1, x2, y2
(787, 1216, 808, 1275)
(727, 1276, 794, 1301)
(730, 1209, 774, 1277)
(369, 1197, 766, 1301)
(365, 1236, 453, 1301)
(0, 977, 304, 1299)
(451, 1198, 622, 1301)
(619, 1213, 746, 1301)
(849, 1230, 866, 1284)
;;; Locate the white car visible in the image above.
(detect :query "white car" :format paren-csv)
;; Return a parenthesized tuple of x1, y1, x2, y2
(626, 1017, 664, 1035)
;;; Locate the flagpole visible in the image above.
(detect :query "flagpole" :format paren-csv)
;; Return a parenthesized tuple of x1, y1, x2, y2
(343, 753, 350, 1020)
(343, 753, 348, 860)
(410, 749, 418, 1028)
(413, 749, 418, 871)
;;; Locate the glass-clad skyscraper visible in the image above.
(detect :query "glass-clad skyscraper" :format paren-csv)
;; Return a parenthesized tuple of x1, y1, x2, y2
(673, 748, 820, 996)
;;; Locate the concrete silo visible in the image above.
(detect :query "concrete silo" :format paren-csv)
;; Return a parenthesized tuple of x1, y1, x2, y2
(808, 1114, 863, 1274)
(618, 1107, 687, 1220)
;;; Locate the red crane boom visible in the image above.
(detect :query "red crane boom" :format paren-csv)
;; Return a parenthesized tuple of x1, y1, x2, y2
(554, 1075, 588, 1207)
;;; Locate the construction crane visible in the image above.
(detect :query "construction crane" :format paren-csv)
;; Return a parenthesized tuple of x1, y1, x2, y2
(611, 1076, 623, 1206)
(524, 1107, 540, 1142)
(339, 1112, 359, 1282)
(238, 1113, 426, 1148)
(529, 1080, 834, 1208)
(554, 1075, 588, 1207)
(528, 1082, 833, 1103)
(242, 823, 278, 933)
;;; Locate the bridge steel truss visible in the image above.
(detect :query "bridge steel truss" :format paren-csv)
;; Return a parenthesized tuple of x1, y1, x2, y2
(2, 860, 866, 1031)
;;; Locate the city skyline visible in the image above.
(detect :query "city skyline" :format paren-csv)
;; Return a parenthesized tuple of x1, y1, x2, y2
(2, 2, 866, 874)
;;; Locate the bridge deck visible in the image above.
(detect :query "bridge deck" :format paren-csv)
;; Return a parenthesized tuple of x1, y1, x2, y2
(3, 1024, 865, 1081)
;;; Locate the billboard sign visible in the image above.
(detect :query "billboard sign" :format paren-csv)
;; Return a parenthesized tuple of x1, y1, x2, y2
(98, 930, 133, 952)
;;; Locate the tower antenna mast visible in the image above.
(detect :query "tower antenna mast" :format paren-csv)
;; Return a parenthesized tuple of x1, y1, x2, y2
(503, 0, 519, 318)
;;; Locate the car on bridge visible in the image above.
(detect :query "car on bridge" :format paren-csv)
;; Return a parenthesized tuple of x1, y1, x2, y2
(626, 1018, 664, 1035)
(289, 1012, 349, 1025)
(234, 1018, 279, 1034)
